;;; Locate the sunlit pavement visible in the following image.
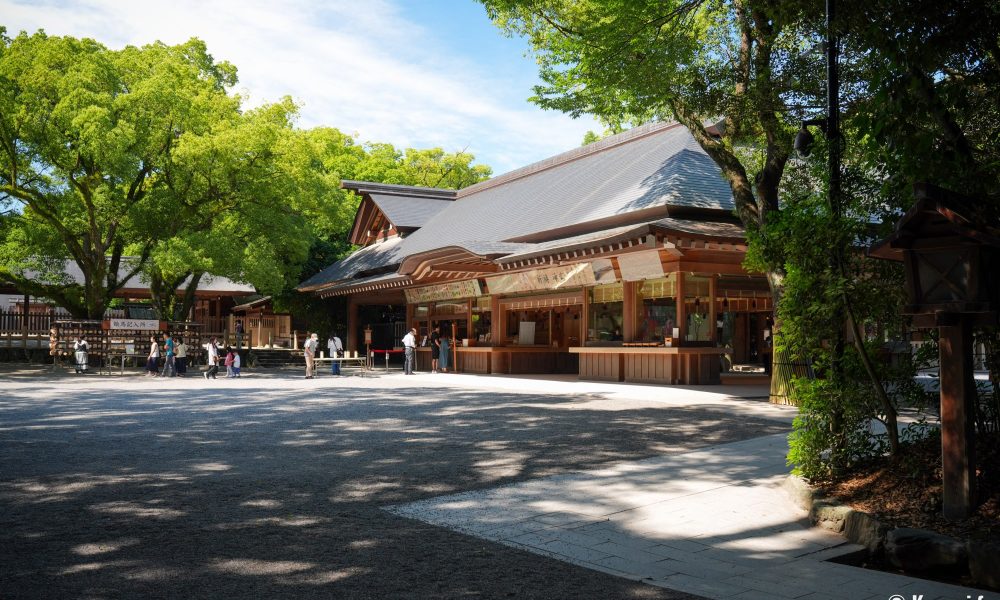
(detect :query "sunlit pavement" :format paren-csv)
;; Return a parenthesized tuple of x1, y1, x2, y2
(1, 367, 988, 599)
(391, 432, 993, 600)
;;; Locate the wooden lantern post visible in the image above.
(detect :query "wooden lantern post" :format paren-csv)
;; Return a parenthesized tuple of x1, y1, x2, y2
(871, 184, 1000, 519)
(363, 325, 373, 370)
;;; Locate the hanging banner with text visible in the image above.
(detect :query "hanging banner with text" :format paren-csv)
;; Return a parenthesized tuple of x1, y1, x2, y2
(617, 250, 665, 281)
(405, 280, 483, 304)
(485, 263, 597, 295)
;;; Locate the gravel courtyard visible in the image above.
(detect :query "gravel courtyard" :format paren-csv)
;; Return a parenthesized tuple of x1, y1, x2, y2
(0, 367, 788, 599)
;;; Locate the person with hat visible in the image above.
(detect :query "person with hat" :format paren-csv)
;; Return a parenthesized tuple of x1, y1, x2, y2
(303, 332, 319, 379)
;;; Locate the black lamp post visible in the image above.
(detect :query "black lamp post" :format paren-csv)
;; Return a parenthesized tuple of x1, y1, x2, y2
(794, 0, 841, 219)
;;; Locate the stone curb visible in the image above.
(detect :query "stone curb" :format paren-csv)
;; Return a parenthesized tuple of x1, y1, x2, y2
(783, 474, 999, 591)
(782, 474, 889, 554)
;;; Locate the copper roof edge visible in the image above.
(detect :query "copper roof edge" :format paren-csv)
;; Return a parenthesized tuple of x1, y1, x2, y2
(340, 180, 458, 199)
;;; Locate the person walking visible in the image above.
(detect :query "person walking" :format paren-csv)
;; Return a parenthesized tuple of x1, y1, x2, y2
(402, 327, 417, 375)
(175, 337, 188, 376)
(204, 337, 220, 379)
(231, 349, 241, 377)
(235, 319, 245, 349)
(146, 335, 160, 377)
(162, 333, 176, 377)
(224, 346, 235, 378)
(327, 332, 343, 376)
(303, 332, 318, 379)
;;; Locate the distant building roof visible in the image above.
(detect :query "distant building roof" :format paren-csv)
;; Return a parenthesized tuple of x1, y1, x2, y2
(17, 260, 255, 296)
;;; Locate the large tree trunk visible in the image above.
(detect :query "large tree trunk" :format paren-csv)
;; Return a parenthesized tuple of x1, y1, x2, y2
(149, 267, 192, 321)
(176, 272, 204, 322)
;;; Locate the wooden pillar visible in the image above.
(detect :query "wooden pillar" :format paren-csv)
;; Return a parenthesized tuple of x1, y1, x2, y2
(467, 298, 473, 345)
(451, 321, 458, 371)
(622, 280, 637, 342)
(938, 319, 977, 520)
(580, 288, 590, 344)
(490, 295, 501, 344)
(676, 272, 686, 342)
(708, 275, 718, 344)
(347, 298, 359, 353)
(22, 292, 29, 351)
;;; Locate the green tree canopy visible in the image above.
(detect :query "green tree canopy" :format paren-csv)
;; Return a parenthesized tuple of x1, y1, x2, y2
(0, 30, 239, 318)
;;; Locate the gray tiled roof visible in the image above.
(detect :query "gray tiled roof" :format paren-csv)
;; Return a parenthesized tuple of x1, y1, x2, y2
(317, 271, 410, 294)
(303, 123, 739, 290)
(297, 236, 406, 290)
(369, 194, 453, 229)
(398, 123, 734, 256)
(652, 217, 745, 239)
(494, 217, 743, 263)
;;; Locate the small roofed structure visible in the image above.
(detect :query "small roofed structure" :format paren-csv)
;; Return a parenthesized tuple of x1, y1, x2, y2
(871, 182, 1000, 520)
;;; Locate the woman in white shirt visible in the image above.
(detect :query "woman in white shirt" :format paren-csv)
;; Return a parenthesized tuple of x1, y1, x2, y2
(146, 335, 160, 377)
(175, 338, 188, 376)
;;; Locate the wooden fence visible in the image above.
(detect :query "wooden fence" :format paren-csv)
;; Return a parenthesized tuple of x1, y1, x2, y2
(0, 308, 292, 350)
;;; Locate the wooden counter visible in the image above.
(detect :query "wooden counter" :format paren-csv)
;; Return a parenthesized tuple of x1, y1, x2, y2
(569, 346, 730, 385)
(415, 345, 578, 375)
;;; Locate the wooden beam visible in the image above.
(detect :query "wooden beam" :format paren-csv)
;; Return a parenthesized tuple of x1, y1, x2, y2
(938, 319, 977, 520)
(430, 262, 500, 274)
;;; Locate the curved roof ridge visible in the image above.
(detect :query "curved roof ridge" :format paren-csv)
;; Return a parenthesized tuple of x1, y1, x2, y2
(456, 121, 684, 199)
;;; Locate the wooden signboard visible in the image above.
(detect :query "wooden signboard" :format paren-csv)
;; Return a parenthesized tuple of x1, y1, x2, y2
(486, 263, 596, 295)
(104, 318, 165, 331)
(617, 249, 664, 281)
(405, 280, 483, 304)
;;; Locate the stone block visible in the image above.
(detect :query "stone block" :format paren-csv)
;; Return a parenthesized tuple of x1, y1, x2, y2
(783, 475, 817, 511)
(885, 527, 967, 571)
(842, 510, 888, 553)
(810, 501, 851, 533)
(967, 540, 1000, 590)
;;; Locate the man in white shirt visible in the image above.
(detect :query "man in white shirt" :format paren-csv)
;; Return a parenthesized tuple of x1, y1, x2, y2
(304, 332, 318, 379)
(327, 333, 343, 376)
(402, 327, 417, 375)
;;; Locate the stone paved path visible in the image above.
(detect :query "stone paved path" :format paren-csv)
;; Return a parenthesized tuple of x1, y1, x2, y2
(391, 432, 996, 600)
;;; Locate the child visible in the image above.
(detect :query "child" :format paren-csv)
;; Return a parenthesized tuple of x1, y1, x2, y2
(224, 346, 235, 378)
(231, 350, 241, 377)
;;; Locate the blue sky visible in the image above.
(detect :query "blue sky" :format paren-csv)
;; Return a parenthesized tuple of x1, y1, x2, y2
(0, 0, 601, 175)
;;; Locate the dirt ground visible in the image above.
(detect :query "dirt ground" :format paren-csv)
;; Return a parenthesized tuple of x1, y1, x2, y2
(0, 367, 787, 599)
(820, 431, 1000, 543)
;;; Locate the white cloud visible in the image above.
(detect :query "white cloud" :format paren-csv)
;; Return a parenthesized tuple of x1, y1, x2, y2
(1, 0, 601, 174)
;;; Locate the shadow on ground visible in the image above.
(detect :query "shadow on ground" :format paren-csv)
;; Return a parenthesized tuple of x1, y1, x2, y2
(0, 379, 787, 599)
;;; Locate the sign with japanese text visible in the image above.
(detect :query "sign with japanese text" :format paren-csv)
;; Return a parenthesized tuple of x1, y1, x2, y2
(405, 280, 483, 304)
(108, 318, 161, 331)
(485, 263, 597, 295)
